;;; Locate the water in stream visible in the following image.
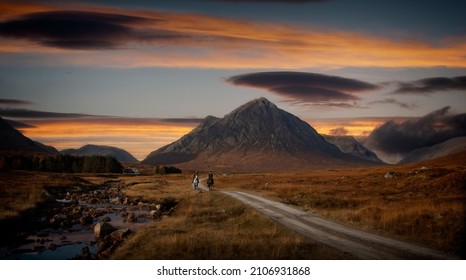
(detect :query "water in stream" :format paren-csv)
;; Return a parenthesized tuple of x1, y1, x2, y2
(1, 181, 167, 260)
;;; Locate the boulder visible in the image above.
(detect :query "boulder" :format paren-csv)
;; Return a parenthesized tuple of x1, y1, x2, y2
(126, 212, 137, 223)
(110, 228, 131, 241)
(79, 215, 94, 225)
(109, 197, 121, 204)
(94, 222, 117, 238)
(147, 210, 161, 219)
(49, 214, 67, 225)
(101, 216, 111, 222)
(384, 171, 397, 178)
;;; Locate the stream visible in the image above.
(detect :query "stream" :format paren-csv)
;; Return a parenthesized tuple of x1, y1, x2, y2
(0, 180, 173, 260)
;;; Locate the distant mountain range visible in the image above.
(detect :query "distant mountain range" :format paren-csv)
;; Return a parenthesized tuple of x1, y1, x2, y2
(1, 117, 137, 163)
(61, 144, 138, 163)
(3, 101, 463, 170)
(142, 97, 381, 171)
(399, 136, 466, 164)
(0, 117, 58, 154)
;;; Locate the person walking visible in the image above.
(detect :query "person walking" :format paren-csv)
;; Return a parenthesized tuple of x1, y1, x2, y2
(192, 171, 200, 190)
(207, 171, 214, 191)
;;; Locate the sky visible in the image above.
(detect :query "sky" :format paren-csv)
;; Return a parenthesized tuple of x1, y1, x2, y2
(0, 0, 465, 163)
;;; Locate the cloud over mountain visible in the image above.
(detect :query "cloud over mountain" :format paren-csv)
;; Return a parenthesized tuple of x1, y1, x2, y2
(366, 107, 466, 155)
(368, 98, 418, 109)
(392, 76, 466, 95)
(226, 71, 379, 106)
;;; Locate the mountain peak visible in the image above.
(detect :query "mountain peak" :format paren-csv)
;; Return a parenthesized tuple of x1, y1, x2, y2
(253, 97, 274, 106)
(142, 97, 378, 171)
(231, 97, 277, 113)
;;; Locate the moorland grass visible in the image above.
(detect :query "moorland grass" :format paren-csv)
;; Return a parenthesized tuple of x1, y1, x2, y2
(1, 152, 464, 259)
(113, 179, 349, 259)
(216, 155, 466, 256)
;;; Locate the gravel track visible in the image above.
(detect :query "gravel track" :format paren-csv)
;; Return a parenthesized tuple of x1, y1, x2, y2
(221, 190, 455, 260)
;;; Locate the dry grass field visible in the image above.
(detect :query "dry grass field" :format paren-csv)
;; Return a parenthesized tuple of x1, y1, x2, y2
(112, 174, 349, 259)
(1, 151, 464, 259)
(216, 151, 466, 257)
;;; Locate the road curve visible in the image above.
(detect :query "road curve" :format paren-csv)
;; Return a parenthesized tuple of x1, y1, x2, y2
(221, 190, 455, 260)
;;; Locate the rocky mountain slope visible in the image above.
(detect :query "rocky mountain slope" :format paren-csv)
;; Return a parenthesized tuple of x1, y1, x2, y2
(143, 98, 380, 171)
(323, 135, 383, 163)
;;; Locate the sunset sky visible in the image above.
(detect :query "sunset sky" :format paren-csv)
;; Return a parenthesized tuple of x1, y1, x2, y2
(0, 0, 465, 162)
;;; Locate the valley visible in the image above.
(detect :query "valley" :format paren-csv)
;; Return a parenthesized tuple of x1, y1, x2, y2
(1, 151, 464, 259)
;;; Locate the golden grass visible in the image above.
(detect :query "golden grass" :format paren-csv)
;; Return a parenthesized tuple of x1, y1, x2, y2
(1, 152, 464, 259)
(215, 155, 466, 256)
(0, 171, 58, 219)
(113, 182, 349, 259)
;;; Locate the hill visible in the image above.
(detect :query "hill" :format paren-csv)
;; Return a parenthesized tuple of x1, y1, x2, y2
(399, 136, 466, 164)
(0, 117, 58, 154)
(61, 144, 138, 163)
(142, 98, 380, 171)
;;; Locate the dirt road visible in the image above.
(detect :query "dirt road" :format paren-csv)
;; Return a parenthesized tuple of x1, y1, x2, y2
(220, 190, 454, 260)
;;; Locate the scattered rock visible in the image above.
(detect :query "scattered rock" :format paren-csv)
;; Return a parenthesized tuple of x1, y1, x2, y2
(81, 246, 91, 258)
(126, 212, 137, 223)
(147, 210, 160, 219)
(110, 228, 131, 241)
(94, 222, 117, 238)
(101, 216, 111, 222)
(79, 215, 94, 225)
(48, 243, 58, 250)
(384, 171, 397, 178)
(109, 197, 121, 204)
(33, 245, 46, 253)
(49, 214, 67, 226)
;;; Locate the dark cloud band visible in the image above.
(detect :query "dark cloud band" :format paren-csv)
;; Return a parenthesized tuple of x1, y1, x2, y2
(0, 10, 185, 50)
(226, 71, 378, 105)
(368, 98, 418, 109)
(0, 98, 33, 106)
(0, 108, 99, 119)
(0, 108, 202, 126)
(392, 76, 466, 95)
(3, 118, 36, 129)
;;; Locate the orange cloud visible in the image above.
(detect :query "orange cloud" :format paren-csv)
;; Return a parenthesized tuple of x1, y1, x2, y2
(0, 2, 465, 69)
(308, 117, 401, 137)
(16, 116, 398, 161)
(19, 119, 196, 160)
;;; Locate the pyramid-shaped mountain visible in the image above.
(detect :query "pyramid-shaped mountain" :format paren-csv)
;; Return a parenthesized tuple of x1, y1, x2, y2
(0, 117, 58, 154)
(142, 98, 379, 171)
